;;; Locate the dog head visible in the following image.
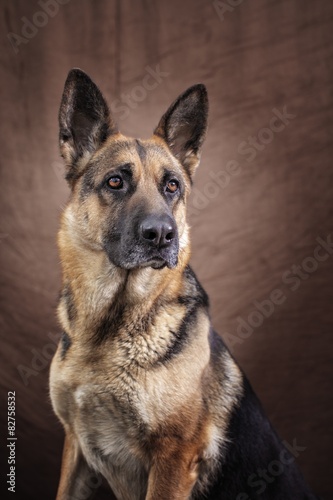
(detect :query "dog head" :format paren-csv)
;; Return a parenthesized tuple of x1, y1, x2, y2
(58, 69, 208, 270)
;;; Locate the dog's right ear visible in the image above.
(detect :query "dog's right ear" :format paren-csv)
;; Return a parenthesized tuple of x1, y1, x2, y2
(59, 68, 118, 184)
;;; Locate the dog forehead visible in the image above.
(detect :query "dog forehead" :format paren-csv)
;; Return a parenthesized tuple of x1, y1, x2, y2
(94, 135, 180, 178)
(137, 138, 183, 177)
(94, 137, 140, 168)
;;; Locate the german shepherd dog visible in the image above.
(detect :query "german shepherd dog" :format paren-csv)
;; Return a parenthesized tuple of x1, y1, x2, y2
(50, 69, 318, 500)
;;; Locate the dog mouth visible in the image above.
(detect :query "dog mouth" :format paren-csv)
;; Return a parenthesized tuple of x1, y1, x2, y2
(140, 256, 171, 269)
(140, 257, 168, 270)
(104, 239, 179, 270)
(121, 250, 178, 270)
(137, 252, 178, 270)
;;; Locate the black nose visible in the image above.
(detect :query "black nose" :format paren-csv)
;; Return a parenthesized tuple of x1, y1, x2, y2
(140, 215, 176, 249)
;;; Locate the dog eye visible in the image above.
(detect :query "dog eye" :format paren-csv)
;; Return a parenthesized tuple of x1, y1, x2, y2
(107, 176, 123, 190)
(166, 179, 179, 193)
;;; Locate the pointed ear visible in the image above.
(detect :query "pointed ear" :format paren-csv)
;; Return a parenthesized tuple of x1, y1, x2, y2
(59, 68, 118, 184)
(154, 84, 208, 178)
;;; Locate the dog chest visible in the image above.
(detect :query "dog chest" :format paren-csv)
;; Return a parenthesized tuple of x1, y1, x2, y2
(71, 379, 220, 499)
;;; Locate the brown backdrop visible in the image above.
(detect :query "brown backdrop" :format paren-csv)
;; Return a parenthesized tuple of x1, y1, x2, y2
(1, 0, 332, 498)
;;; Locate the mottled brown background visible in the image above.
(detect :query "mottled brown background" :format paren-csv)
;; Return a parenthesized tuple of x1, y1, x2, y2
(1, 0, 332, 498)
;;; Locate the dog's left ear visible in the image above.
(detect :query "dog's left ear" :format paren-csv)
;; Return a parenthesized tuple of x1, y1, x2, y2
(154, 84, 208, 178)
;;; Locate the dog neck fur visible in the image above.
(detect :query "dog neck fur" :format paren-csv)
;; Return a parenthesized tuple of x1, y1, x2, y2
(57, 204, 191, 341)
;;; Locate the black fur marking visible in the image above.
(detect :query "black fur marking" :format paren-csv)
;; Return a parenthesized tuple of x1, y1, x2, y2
(156, 266, 209, 365)
(94, 284, 168, 348)
(60, 127, 71, 142)
(135, 139, 147, 163)
(94, 267, 208, 353)
(92, 274, 131, 345)
(199, 372, 318, 499)
(61, 283, 77, 323)
(91, 446, 105, 461)
(60, 331, 72, 360)
(158, 307, 198, 364)
(182, 266, 209, 308)
(93, 295, 126, 345)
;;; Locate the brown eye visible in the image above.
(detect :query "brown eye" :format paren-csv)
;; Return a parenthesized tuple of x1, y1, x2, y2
(166, 179, 179, 193)
(108, 176, 123, 189)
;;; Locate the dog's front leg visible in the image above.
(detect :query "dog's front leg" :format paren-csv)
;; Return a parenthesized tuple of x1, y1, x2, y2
(56, 432, 96, 500)
(145, 443, 199, 500)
